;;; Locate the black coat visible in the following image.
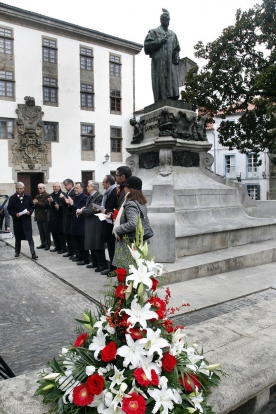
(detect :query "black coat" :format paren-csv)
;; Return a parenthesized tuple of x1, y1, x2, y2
(8, 193, 34, 241)
(62, 187, 75, 234)
(102, 187, 117, 243)
(45, 189, 64, 233)
(82, 191, 105, 251)
(70, 192, 88, 237)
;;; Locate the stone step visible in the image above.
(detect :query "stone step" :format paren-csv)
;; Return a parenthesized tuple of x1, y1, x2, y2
(161, 238, 276, 285)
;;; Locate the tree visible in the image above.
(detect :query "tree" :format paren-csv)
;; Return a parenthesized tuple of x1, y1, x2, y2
(181, 0, 276, 161)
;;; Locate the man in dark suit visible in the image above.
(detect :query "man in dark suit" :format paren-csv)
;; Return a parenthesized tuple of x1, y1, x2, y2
(7, 182, 37, 259)
(45, 182, 66, 254)
(59, 178, 74, 257)
(65, 182, 88, 265)
(115, 166, 132, 209)
(33, 183, 51, 250)
(80, 180, 106, 272)
(100, 175, 117, 275)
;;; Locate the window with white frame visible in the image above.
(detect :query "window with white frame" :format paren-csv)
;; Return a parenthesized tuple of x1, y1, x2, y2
(247, 153, 258, 176)
(225, 154, 235, 178)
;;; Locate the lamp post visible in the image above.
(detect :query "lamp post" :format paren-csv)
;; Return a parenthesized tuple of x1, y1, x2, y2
(103, 154, 110, 164)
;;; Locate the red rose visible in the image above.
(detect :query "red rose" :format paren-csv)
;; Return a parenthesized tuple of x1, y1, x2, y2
(151, 277, 159, 291)
(101, 341, 117, 362)
(87, 373, 105, 395)
(74, 333, 88, 347)
(180, 374, 201, 393)
(115, 268, 127, 283)
(162, 352, 177, 372)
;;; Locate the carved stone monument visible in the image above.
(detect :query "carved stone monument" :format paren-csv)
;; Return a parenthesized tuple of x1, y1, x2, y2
(9, 96, 51, 180)
(126, 10, 276, 263)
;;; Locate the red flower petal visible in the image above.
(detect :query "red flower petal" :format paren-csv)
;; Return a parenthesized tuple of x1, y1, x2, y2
(74, 333, 88, 347)
(122, 392, 146, 414)
(73, 383, 93, 406)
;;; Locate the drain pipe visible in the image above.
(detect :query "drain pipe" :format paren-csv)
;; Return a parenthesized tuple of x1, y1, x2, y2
(211, 130, 216, 174)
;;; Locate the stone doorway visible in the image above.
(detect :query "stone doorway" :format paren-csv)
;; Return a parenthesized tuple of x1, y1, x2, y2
(17, 172, 44, 199)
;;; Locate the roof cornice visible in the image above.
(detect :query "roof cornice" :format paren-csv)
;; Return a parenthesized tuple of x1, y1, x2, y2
(0, 2, 143, 55)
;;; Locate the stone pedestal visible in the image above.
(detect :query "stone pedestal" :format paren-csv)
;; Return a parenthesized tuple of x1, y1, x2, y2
(126, 100, 276, 263)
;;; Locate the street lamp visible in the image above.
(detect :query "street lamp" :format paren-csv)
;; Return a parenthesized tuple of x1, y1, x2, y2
(103, 154, 110, 164)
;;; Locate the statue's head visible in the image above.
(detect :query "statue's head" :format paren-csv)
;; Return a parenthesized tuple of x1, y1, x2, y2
(130, 118, 137, 126)
(160, 9, 170, 28)
(24, 96, 35, 106)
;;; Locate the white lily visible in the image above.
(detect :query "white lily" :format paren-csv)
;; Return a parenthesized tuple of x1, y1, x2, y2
(117, 334, 147, 368)
(139, 328, 169, 358)
(148, 376, 181, 414)
(189, 392, 204, 413)
(109, 366, 127, 388)
(183, 346, 204, 365)
(139, 354, 161, 380)
(42, 372, 60, 380)
(88, 389, 107, 411)
(122, 296, 158, 329)
(144, 259, 163, 277)
(127, 244, 142, 262)
(88, 328, 108, 359)
(127, 262, 155, 290)
(108, 382, 128, 411)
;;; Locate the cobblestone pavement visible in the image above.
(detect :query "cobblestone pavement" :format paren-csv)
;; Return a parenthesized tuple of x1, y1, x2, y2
(0, 240, 97, 376)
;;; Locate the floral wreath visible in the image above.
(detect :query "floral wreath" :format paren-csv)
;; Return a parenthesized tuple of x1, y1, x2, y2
(36, 217, 221, 414)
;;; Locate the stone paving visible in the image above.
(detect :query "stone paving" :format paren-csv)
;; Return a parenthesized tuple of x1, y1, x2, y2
(0, 240, 97, 376)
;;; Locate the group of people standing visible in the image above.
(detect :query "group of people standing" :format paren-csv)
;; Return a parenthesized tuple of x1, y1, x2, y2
(6, 166, 152, 278)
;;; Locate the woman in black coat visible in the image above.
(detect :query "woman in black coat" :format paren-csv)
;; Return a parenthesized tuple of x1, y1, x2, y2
(7, 182, 37, 259)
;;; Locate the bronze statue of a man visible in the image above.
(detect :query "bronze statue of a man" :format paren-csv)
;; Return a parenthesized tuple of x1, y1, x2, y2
(144, 9, 180, 103)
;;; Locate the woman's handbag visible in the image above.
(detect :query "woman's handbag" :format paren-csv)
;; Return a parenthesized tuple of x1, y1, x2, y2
(129, 202, 154, 241)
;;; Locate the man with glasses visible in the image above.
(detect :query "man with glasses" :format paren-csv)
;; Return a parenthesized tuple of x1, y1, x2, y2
(33, 183, 51, 250)
(114, 166, 132, 209)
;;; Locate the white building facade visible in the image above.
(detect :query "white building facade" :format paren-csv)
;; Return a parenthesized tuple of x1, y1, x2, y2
(0, 3, 142, 197)
(207, 112, 270, 200)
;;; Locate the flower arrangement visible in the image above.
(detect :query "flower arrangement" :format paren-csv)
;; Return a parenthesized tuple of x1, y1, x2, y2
(35, 217, 220, 414)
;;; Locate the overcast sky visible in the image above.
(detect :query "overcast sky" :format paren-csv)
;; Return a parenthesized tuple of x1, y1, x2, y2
(2, 0, 259, 109)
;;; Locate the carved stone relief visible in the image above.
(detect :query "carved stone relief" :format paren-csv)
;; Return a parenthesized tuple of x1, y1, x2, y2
(11, 96, 51, 176)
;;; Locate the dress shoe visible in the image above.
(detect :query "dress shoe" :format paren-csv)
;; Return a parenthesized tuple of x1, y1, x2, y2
(69, 255, 78, 260)
(50, 248, 58, 252)
(63, 252, 72, 257)
(14, 252, 20, 257)
(32, 253, 38, 260)
(95, 266, 107, 273)
(71, 257, 81, 262)
(86, 263, 97, 268)
(44, 246, 50, 250)
(58, 249, 67, 254)
(101, 269, 111, 275)
(76, 261, 89, 265)
(37, 245, 45, 249)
